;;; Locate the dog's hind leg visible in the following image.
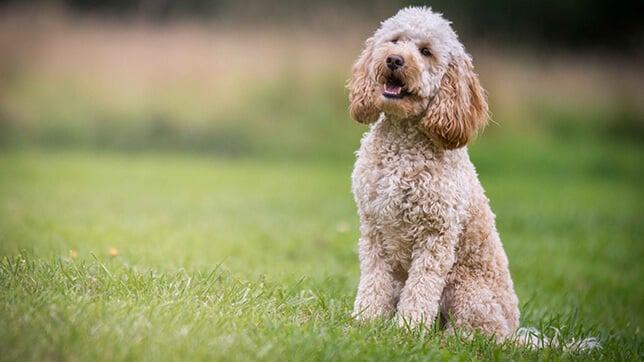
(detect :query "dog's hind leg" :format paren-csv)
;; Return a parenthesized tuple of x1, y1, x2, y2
(440, 274, 519, 341)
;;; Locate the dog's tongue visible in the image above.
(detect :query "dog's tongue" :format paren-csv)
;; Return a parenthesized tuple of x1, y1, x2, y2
(385, 83, 403, 95)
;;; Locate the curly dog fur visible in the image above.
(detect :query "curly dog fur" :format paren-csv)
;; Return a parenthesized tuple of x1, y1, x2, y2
(348, 7, 519, 341)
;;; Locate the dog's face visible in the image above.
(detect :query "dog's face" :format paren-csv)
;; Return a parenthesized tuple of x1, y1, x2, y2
(348, 7, 489, 149)
(371, 32, 442, 120)
(370, 11, 456, 120)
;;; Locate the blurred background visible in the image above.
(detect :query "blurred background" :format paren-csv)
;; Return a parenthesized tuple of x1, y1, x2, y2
(0, 0, 642, 160)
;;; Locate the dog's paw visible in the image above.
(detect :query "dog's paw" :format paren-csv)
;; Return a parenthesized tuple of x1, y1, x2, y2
(352, 303, 395, 323)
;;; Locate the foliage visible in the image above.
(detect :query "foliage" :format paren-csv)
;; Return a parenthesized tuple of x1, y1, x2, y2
(4, 0, 641, 51)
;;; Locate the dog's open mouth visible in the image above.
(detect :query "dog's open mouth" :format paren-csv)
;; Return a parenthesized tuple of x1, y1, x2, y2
(382, 77, 407, 99)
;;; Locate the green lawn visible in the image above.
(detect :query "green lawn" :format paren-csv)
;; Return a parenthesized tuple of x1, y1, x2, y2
(1, 125, 642, 360)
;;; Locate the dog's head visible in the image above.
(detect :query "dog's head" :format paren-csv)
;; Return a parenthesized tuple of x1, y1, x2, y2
(347, 7, 488, 149)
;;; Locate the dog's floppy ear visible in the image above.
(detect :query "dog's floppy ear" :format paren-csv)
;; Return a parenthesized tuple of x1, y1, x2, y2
(420, 55, 488, 149)
(347, 37, 381, 124)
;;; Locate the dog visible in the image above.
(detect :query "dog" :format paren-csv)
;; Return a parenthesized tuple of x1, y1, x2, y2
(347, 6, 520, 341)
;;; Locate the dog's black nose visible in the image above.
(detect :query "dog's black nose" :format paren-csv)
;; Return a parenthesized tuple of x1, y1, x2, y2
(386, 54, 405, 70)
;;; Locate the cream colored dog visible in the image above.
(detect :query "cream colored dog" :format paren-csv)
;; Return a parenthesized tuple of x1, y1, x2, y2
(348, 7, 519, 341)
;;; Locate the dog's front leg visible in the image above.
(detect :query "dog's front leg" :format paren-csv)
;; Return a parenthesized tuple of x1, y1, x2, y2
(396, 233, 457, 328)
(353, 236, 398, 321)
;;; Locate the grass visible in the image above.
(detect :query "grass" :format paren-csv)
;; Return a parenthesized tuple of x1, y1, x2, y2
(1, 132, 642, 360)
(1, 11, 643, 361)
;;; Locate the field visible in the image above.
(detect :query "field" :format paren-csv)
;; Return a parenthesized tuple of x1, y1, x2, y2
(1, 11, 643, 361)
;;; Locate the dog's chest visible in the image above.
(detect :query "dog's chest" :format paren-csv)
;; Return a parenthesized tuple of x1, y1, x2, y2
(355, 152, 434, 227)
(352, 124, 458, 237)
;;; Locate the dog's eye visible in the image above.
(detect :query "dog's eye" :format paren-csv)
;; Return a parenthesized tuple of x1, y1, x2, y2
(391, 38, 399, 44)
(420, 47, 432, 56)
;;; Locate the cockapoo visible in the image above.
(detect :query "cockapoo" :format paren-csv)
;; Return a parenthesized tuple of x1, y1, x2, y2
(348, 6, 519, 341)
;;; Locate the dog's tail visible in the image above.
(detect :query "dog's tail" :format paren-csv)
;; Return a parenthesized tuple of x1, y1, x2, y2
(514, 327, 602, 352)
